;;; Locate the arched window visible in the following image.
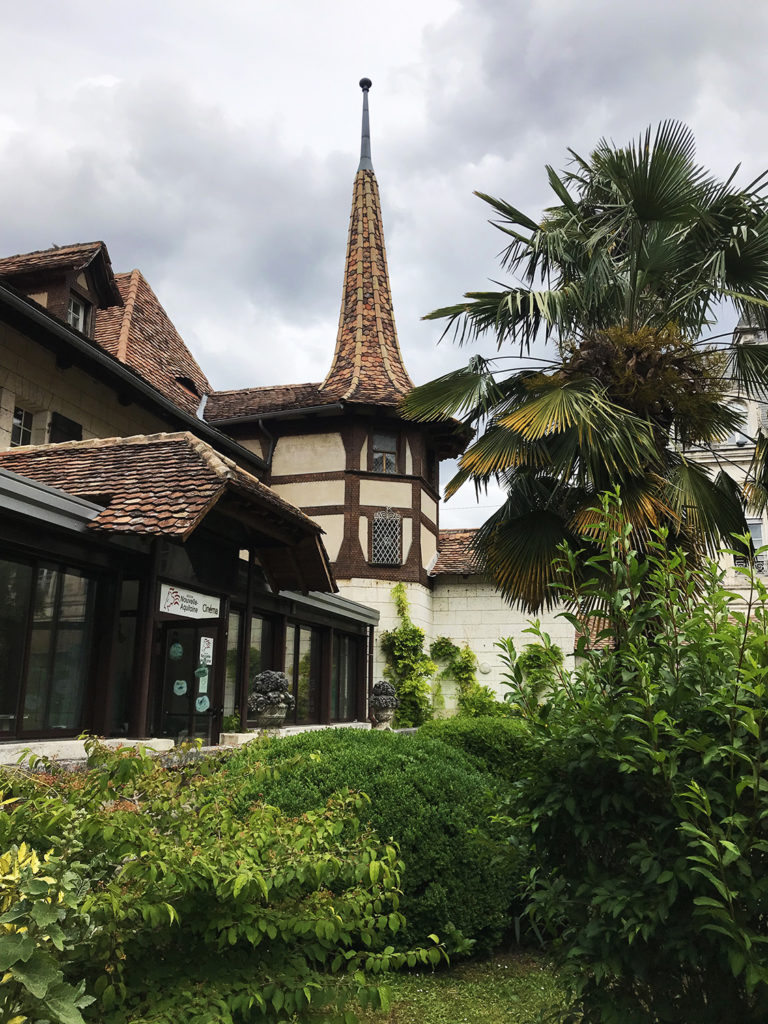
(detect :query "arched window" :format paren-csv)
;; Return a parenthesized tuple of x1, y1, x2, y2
(372, 508, 401, 565)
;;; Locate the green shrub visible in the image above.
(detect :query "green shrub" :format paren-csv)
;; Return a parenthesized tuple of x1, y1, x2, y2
(225, 729, 517, 953)
(457, 683, 514, 718)
(2, 740, 440, 1023)
(418, 716, 533, 780)
(501, 495, 768, 1022)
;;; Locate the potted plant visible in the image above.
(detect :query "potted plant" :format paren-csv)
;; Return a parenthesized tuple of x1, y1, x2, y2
(369, 680, 399, 730)
(247, 670, 295, 729)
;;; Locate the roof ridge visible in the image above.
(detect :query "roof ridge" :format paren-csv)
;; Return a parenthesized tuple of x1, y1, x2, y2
(116, 268, 141, 363)
(209, 381, 322, 398)
(5, 431, 193, 455)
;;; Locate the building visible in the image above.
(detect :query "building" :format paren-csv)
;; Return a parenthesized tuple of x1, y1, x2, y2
(0, 239, 377, 748)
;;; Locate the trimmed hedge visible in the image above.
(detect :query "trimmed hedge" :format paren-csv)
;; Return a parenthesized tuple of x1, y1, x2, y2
(419, 715, 534, 780)
(223, 728, 517, 953)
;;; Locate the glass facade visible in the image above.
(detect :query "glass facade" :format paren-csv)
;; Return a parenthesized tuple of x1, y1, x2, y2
(331, 634, 358, 721)
(0, 555, 96, 736)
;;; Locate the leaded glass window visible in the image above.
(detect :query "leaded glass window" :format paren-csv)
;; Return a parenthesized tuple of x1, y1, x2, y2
(372, 509, 401, 565)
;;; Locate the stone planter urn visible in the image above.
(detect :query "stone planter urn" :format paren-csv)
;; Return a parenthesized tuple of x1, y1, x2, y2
(370, 680, 399, 730)
(247, 670, 295, 729)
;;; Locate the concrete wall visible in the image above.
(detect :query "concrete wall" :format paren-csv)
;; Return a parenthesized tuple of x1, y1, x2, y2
(0, 322, 167, 448)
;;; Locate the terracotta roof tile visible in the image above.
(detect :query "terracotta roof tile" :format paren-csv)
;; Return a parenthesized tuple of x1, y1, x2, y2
(431, 529, 483, 576)
(0, 432, 318, 540)
(205, 382, 332, 422)
(320, 168, 412, 405)
(93, 271, 210, 414)
(0, 241, 106, 277)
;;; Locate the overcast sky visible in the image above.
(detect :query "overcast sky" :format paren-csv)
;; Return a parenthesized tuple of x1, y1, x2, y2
(2, 0, 766, 527)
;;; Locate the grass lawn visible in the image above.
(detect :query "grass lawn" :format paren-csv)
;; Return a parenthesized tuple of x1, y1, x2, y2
(359, 951, 565, 1024)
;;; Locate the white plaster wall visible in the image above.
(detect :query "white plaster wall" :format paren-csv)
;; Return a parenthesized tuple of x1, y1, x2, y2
(431, 577, 576, 699)
(402, 518, 413, 562)
(310, 513, 345, 561)
(421, 524, 437, 569)
(359, 436, 368, 470)
(358, 515, 368, 557)
(271, 479, 345, 507)
(272, 433, 346, 476)
(421, 491, 437, 524)
(359, 479, 412, 508)
(0, 324, 168, 449)
(404, 437, 413, 475)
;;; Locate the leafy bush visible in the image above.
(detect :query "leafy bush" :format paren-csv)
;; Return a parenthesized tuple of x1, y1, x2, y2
(2, 741, 441, 1023)
(224, 729, 517, 953)
(496, 634, 565, 718)
(418, 716, 533, 780)
(380, 584, 435, 727)
(0, 841, 94, 1024)
(501, 496, 768, 1022)
(429, 637, 508, 717)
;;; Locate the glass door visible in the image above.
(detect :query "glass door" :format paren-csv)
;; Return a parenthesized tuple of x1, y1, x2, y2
(160, 623, 218, 743)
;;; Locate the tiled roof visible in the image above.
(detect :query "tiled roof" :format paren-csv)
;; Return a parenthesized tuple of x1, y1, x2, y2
(0, 241, 106, 278)
(0, 432, 318, 539)
(320, 168, 413, 405)
(431, 529, 483, 576)
(93, 271, 210, 415)
(205, 382, 330, 422)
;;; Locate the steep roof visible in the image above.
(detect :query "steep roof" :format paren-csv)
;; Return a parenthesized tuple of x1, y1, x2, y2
(319, 81, 413, 405)
(94, 270, 210, 415)
(0, 432, 333, 592)
(431, 528, 483, 576)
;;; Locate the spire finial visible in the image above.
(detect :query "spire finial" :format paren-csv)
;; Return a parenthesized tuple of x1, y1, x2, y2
(358, 77, 373, 171)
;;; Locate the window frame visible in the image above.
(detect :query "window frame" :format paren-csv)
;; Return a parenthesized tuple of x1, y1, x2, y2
(371, 508, 402, 566)
(370, 430, 400, 475)
(10, 406, 33, 447)
(66, 293, 89, 333)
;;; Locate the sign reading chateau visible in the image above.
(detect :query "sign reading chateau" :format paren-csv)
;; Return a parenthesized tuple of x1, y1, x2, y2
(159, 584, 221, 620)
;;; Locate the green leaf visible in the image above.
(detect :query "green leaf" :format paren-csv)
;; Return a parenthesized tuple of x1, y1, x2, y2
(0, 932, 35, 970)
(12, 948, 61, 1000)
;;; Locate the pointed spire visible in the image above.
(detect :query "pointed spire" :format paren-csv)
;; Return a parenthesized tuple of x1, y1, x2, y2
(358, 77, 373, 170)
(320, 79, 413, 405)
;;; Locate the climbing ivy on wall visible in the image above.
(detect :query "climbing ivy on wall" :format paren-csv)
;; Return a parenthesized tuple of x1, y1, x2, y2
(379, 584, 435, 727)
(429, 636, 505, 716)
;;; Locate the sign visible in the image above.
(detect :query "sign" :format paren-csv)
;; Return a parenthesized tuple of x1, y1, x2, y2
(199, 637, 214, 666)
(159, 584, 221, 620)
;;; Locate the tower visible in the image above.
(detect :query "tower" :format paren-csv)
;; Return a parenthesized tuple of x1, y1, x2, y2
(205, 80, 464, 670)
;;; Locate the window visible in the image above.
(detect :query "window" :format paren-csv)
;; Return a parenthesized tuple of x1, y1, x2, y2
(372, 432, 398, 474)
(372, 508, 401, 565)
(724, 400, 749, 446)
(49, 412, 82, 444)
(332, 633, 359, 721)
(10, 407, 33, 447)
(66, 294, 88, 332)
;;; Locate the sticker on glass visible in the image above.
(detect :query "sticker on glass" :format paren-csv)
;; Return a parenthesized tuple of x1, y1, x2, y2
(169, 642, 183, 661)
(199, 636, 214, 666)
(173, 679, 187, 696)
(195, 667, 209, 694)
(195, 694, 210, 713)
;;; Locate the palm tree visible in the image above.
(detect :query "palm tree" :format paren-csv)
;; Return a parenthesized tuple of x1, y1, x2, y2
(403, 122, 768, 610)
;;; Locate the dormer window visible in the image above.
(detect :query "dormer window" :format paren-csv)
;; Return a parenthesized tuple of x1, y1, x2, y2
(66, 294, 88, 333)
(372, 431, 398, 474)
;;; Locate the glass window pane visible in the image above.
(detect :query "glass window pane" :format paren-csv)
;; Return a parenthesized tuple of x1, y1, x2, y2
(749, 521, 764, 549)
(23, 568, 94, 733)
(295, 627, 317, 724)
(0, 558, 33, 733)
(224, 611, 241, 717)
